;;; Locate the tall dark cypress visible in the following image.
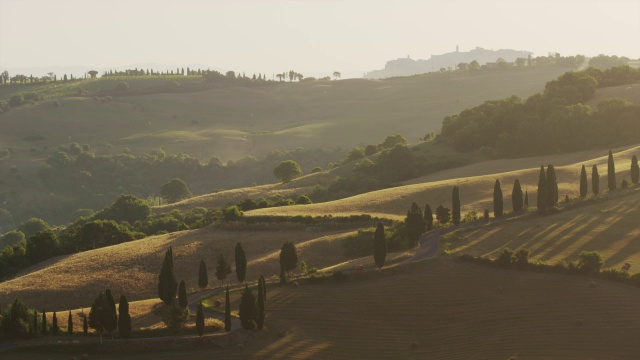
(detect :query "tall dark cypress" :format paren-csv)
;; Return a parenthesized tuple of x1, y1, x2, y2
(224, 285, 231, 332)
(42, 309, 47, 336)
(608, 150, 616, 191)
(631, 155, 639, 184)
(512, 179, 523, 212)
(546, 164, 558, 206)
(259, 275, 267, 304)
(579, 165, 588, 198)
(493, 180, 503, 217)
(424, 204, 433, 231)
(537, 166, 548, 213)
(452, 186, 461, 225)
(404, 202, 425, 246)
(104, 289, 117, 338)
(67, 311, 73, 336)
(178, 280, 188, 309)
(373, 222, 387, 271)
(196, 302, 204, 336)
(158, 247, 178, 306)
(118, 295, 131, 340)
(83, 314, 88, 336)
(198, 259, 208, 289)
(33, 309, 38, 335)
(238, 285, 257, 330)
(592, 165, 600, 195)
(524, 190, 529, 209)
(256, 276, 265, 330)
(235, 242, 247, 283)
(52, 311, 58, 335)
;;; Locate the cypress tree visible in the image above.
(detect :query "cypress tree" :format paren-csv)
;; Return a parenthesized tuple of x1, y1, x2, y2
(537, 166, 548, 213)
(424, 204, 433, 231)
(239, 285, 257, 330)
(198, 259, 208, 289)
(158, 247, 178, 306)
(33, 309, 38, 335)
(452, 186, 461, 225)
(256, 275, 265, 330)
(608, 150, 616, 191)
(512, 179, 523, 212)
(259, 275, 267, 304)
(215, 253, 232, 286)
(52, 311, 58, 335)
(404, 202, 425, 246)
(224, 285, 231, 332)
(196, 302, 204, 336)
(592, 165, 600, 195)
(579, 165, 588, 198)
(631, 155, 639, 184)
(546, 164, 558, 206)
(67, 311, 73, 336)
(118, 295, 131, 340)
(178, 280, 188, 309)
(89, 291, 109, 343)
(524, 190, 529, 209)
(42, 309, 47, 336)
(83, 314, 88, 336)
(235, 242, 247, 283)
(493, 180, 503, 217)
(373, 222, 387, 271)
(279, 242, 298, 277)
(104, 289, 117, 338)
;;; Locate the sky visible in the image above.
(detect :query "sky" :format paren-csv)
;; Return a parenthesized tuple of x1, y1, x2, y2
(0, 0, 639, 78)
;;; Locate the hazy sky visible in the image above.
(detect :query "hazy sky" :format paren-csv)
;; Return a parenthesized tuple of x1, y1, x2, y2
(1, 0, 638, 77)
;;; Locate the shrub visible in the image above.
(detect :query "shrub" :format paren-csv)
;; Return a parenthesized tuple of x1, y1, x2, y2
(311, 167, 323, 173)
(114, 81, 129, 92)
(462, 210, 478, 223)
(296, 195, 312, 205)
(9, 94, 24, 108)
(496, 248, 514, 268)
(577, 251, 604, 273)
(222, 205, 242, 221)
(512, 248, 530, 268)
(621, 178, 629, 189)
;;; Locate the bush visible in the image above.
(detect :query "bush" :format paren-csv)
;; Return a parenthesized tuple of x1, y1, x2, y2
(222, 205, 242, 221)
(115, 81, 129, 92)
(577, 251, 604, 273)
(296, 195, 312, 205)
(311, 167, 323, 173)
(512, 248, 529, 268)
(496, 248, 514, 268)
(9, 94, 24, 108)
(621, 178, 629, 189)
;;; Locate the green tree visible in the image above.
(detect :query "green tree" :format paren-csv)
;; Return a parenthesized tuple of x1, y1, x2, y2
(198, 260, 208, 289)
(89, 292, 109, 343)
(161, 304, 188, 334)
(279, 242, 298, 276)
(52, 311, 58, 335)
(235, 242, 247, 283)
(256, 275, 265, 330)
(160, 178, 192, 204)
(373, 222, 387, 270)
(67, 311, 73, 336)
(82, 314, 88, 336)
(435, 205, 450, 223)
(512, 179, 523, 212)
(239, 285, 257, 330)
(97, 194, 151, 224)
(196, 302, 204, 336)
(546, 164, 558, 206)
(579, 165, 588, 198)
(41, 309, 47, 336)
(493, 180, 504, 217)
(215, 253, 232, 286)
(631, 155, 639, 184)
(118, 295, 131, 340)
(273, 160, 303, 182)
(536, 166, 548, 213)
(26, 230, 59, 263)
(404, 202, 425, 246)
(18, 218, 50, 240)
(1, 299, 30, 338)
(577, 251, 604, 273)
(452, 186, 461, 225)
(607, 150, 616, 191)
(424, 204, 433, 231)
(104, 289, 117, 339)
(178, 280, 188, 309)
(224, 285, 231, 332)
(158, 247, 178, 306)
(592, 164, 600, 195)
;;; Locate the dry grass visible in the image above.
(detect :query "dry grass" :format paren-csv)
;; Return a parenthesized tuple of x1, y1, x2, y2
(445, 187, 640, 272)
(153, 171, 335, 215)
(0, 226, 358, 311)
(246, 145, 640, 220)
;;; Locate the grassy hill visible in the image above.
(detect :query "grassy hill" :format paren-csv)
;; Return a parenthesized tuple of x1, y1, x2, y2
(245, 145, 640, 220)
(0, 67, 574, 164)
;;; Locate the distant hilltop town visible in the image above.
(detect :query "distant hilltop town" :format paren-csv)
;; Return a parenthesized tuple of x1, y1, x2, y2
(364, 46, 532, 79)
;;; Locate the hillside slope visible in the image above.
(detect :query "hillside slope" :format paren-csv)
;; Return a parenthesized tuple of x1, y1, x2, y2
(0, 67, 573, 162)
(246, 145, 640, 220)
